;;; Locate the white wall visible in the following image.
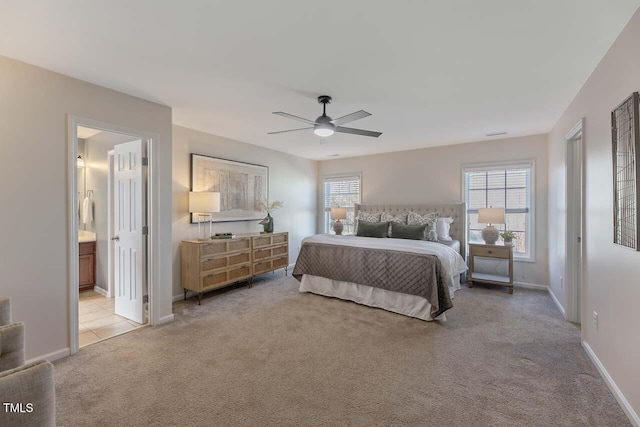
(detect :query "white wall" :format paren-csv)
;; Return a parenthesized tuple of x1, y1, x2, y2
(318, 134, 549, 286)
(0, 55, 173, 360)
(172, 125, 318, 299)
(84, 131, 138, 291)
(548, 8, 640, 422)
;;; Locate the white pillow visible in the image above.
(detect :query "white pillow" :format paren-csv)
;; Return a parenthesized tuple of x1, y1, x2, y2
(436, 217, 454, 241)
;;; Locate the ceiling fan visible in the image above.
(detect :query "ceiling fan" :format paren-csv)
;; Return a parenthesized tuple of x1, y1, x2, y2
(268, 95, 382, 138)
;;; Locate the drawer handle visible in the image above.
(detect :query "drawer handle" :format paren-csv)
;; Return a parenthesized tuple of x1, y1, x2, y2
(488, 250, 493, 254)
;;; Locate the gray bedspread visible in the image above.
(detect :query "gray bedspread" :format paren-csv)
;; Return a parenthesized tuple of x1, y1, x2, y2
(292, 242, 453, 318)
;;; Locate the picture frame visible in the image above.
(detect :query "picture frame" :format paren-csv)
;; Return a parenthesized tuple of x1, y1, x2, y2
(190, 154, 268, 223)
(611, 92, 640, 250)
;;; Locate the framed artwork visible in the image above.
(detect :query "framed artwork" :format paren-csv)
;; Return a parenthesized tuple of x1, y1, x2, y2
(611, 92, 640, 250)
(190, 154, 268, 223)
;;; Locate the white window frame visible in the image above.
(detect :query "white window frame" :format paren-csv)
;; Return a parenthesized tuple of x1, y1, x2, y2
(461, 160, 536, 262)
(322, 173, 362, 234)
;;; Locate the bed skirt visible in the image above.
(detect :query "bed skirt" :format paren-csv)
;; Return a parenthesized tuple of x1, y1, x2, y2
(299, 274, 460, 321)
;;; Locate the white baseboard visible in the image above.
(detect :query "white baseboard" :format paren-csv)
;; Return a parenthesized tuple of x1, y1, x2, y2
(513, 281, 548, 291)
(93, 286, 108, 297)
(26, 347, 70, 364)
(582, 341, 640, 427)
(548, 288, 566, 318)
(158, 314, 174, 325)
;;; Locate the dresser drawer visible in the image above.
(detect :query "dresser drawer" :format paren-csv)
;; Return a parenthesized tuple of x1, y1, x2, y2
(201, 251, 250, 273)
(253, 255, 289, 275)
(472, 246, 510, 258)
(200, 238, 251, 257)
(200, 263, 251, 291)
(253, 244, 288, 262)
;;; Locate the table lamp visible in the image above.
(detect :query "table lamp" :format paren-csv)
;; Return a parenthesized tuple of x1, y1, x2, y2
(331, 207, 347, 235)
(477, 207, 505, 244)
(189, 191, 221, 239)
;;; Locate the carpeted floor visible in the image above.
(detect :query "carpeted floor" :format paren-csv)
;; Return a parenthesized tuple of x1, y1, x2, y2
(54, 272, 630, 426)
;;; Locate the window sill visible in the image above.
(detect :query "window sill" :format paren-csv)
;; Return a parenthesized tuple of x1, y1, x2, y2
(514, 255, 536, 263)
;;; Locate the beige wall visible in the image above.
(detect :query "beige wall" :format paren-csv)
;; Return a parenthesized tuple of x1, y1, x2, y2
(172, 125, 318, 299)
(548, 8, 640, 421)
(0, 55, 173, 360)
(318, 134, 549, 286)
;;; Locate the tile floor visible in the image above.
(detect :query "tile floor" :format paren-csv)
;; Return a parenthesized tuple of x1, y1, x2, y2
(79, 290, 145, 347)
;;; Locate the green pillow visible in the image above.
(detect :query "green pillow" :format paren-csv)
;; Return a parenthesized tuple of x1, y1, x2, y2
(390, 223, 428, 240)
(356, 220, 389, 238)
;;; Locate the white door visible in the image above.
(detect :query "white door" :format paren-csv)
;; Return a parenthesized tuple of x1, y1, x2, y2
(113, 140, 146, 324)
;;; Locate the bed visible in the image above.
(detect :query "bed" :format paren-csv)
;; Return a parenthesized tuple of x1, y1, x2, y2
(293, 203, 468, 321)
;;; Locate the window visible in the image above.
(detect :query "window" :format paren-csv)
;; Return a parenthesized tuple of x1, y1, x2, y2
(464, 162, 534, 259)
(323, 175, 361, 233)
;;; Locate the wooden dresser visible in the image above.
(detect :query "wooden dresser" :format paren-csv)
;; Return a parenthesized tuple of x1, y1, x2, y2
(181, 232, 289, 304)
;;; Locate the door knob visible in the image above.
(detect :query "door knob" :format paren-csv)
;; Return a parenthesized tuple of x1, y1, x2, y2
(111, 236, 120, 241)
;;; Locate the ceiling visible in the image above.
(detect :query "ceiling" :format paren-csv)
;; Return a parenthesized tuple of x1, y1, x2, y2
(1, 1, 638, 160)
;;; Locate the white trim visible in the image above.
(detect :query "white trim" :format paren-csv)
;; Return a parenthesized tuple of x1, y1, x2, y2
(172, 293, 187, 302)
(158, 314, 175, 324)
(582, 341, 640, 427)
(26, 348, 70, 364)
(565, 118, 584, 325)
(67, 115, 160, 356)
(93, 286, 108, 297)
(548, 288, 566, 318)
(513, 281, 548, 291)
(565, 119, 584, 140)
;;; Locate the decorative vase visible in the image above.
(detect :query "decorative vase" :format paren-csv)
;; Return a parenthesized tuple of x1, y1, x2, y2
(260, 213, 274, 233)
(504, 238, 513, 247)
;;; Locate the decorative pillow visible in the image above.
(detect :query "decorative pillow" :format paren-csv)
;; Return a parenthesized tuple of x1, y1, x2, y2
(407, 212, 438, 241)
(436, 217, 454, 241)
(381, 212, 407, 237)
(355, 211, 381, 234)
(390, 223, 427, 240)
(356, 220, 389, 238)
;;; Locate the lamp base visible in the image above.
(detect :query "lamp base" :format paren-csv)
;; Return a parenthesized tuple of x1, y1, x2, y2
(481, 225, 499, 244)
(333, 220, 344, 235)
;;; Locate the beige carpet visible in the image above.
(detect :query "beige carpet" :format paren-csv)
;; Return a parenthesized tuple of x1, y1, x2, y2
(54, 272, 630, 426)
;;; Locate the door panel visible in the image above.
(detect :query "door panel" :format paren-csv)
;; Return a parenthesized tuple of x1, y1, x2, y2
(114, 140, 145, 324)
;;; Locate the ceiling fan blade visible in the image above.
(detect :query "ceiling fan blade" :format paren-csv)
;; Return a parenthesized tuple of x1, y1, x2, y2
(334, 126, 382, 138)
(273, 112, 316, 125)
(331, 110, 371, 126)
(267, 127, 313, 135)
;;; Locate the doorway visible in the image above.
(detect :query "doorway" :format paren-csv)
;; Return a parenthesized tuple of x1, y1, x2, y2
(68, 117, 155, 353)
(565, 119, 584, 324)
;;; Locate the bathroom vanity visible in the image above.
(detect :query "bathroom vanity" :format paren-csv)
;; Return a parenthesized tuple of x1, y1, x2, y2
(78, 231, 97, 291)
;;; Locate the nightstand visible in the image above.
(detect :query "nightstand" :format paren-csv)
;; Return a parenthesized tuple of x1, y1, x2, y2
(467, 243, 514, 294)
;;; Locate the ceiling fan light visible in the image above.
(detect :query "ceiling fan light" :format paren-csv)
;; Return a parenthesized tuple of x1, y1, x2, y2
(314, 122, 335, 137)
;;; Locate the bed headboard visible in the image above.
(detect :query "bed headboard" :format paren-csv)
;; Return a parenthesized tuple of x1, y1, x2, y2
(354, 202, 467, 259)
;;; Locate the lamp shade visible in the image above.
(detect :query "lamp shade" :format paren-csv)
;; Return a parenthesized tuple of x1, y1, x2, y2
(478, 207, 505, 224)
(189, 192, 221, 213)
(330, 207, 347, 220)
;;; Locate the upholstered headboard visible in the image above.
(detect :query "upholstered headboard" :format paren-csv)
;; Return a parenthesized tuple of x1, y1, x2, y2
(354, 203, 467, 259)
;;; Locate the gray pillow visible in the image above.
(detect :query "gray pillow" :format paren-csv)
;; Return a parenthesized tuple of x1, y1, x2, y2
(356, 221, 389, 238)
(390, 223, 428, 240)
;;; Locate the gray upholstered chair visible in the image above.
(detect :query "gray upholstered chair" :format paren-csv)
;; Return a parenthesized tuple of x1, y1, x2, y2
(0, 361, 56, 427)
(0, 297, 26, 371)
(0, 298, 56, 426)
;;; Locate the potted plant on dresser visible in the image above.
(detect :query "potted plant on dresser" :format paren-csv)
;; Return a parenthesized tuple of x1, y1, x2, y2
(500, 231, 516, 247)
(257, 199, 283, 233)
